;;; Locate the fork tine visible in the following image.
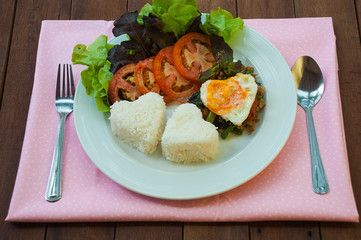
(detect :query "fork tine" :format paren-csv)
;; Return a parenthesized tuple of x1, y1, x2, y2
(62, 64, 65, 97)
(69, 65, 75, 98)
(56, 64, 60, 99)
(66, 64, 70, 97)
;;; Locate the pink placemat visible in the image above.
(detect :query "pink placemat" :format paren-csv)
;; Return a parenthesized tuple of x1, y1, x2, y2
(6, 18, 359, 222)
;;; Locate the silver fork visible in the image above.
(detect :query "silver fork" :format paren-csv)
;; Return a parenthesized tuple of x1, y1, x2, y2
(45, 64, 75, 202)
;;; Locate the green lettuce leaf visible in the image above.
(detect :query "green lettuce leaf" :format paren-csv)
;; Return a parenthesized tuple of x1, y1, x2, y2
(161, 3, 200, 37)
(137, 0, 199, 37)
(153, 0, 197, 10)
(72, 35, 109, 67)
(98, 61, 112, 94)
(80, 65, 105, 98)
(95, 97, 110, 112)
(137, 3, 165, 24)
(72, 35, 114, 112)
(201, 7, 244, 43)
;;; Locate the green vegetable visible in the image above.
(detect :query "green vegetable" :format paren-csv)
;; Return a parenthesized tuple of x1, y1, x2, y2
(221, 124, 236, 139)
(199, 65, 219, 84)
(95, 96, 110, 112)
(72, 35, 110, 67)
(137, 3, 165, 24)
(71, 35, 114, 112)
(245, 70, 252, 74)
(188, 90, 204, 107)
(73, 1, 246, 113)
(153, 0, 197, 9)
(161, 3, 200, 37)
(98, 61, 112, 95)
(142, 13, 177, 50)
(199, 35, 244, 83)
(110, 11, 177, 73)
(112, 12, 153, 60)
(206, 111, 216, 123)
(232, 127, 243, 135)
(201, 7, 244, 43)
(138, 0, 200, 37)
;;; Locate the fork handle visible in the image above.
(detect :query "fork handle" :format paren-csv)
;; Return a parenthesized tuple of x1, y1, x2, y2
(305, 106, 329, 194)
(45, 113, 67, 202)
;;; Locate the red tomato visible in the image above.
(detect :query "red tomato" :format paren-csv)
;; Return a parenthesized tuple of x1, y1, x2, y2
(108, 63, 140, 104)
(154, 46, 199, 102)
(134, 57, 172, 103)
(248, 98, 258, 120)
(172, 33, 215, 83)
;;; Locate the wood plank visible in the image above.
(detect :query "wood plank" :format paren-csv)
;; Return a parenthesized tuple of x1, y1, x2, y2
(46, 223, 116, 240)
(0, 0, 16, 107)
(357, 0, 361, 37)
(0, 0, 71, 239)
(184, 222, 248, 240)
(127, 0, 151, 11)
(45, 1, 127, 240)
(1, 223, 47, 240)
(197, 0, 237, 14)
(294, 0, 361, 239)
(237, 0, 294, 18)
(250, 222, 320, 240)
(319, 222, 361, 240)
(116, 222, 182, 240)
(71, 0, 126, 20)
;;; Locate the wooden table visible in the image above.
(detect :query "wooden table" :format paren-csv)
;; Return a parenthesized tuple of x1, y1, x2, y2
(1, 0, 360, 239)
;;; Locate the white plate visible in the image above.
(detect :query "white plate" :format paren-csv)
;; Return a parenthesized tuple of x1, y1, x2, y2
(74, 26, 297, 200)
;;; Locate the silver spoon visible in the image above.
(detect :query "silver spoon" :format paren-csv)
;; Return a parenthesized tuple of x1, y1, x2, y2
(291, 56, 329, 194)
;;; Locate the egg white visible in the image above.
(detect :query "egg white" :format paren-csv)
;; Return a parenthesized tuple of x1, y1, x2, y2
(200, 73, 258, 126)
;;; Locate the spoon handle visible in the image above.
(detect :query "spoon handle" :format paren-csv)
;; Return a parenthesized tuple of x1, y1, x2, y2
(305, 107, 329, 194)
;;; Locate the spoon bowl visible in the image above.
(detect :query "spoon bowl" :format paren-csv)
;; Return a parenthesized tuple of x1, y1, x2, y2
(291, 56, 329, 194)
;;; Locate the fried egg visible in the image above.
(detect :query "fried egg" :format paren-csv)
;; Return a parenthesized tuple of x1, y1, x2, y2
(200, 73, 258, 125)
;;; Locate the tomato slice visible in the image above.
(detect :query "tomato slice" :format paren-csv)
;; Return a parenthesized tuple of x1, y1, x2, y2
(248, 98, 258, 120)
(108, 63, 140, 104)
(134, 57, 172, 103)
(172, 33, 215, 83)
(154, 46, 199, 102)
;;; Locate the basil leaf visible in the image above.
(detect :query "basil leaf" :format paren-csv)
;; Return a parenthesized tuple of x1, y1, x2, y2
(199, 65, 218, 84)
(225, 60, 243, 76)
(188, 90, 204, 107)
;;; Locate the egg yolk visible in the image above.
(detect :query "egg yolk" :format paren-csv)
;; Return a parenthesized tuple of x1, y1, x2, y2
(206, 78, 247, 115)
